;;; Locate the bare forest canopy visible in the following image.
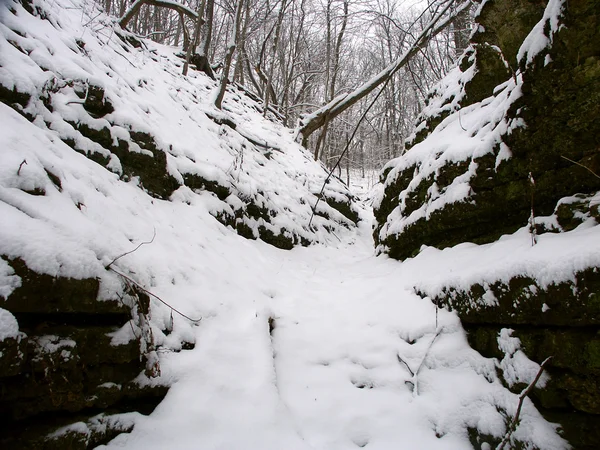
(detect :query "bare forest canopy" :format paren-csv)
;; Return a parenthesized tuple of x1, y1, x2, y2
(108, 0, 472, 176)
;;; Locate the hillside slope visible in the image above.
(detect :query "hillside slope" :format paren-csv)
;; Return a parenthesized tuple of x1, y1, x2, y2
(0, 0, 357, 445)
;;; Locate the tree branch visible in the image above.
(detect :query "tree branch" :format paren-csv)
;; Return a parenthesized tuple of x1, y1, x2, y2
(119, 0, 200, 30)
(496, 356, 553, 450)
(296, 0, 471, 145)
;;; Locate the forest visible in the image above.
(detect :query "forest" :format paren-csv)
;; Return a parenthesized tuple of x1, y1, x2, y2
(108, 0, 471, 180)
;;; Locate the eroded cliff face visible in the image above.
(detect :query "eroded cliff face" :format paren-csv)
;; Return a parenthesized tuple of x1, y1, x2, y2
(374, 0, 600, 448)
(374, 0, 600, 261)
(0, 259, 175, 449)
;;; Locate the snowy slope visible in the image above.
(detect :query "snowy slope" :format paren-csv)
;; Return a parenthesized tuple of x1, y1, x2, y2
(0, 0, 572, 449)
(93, 221, 568, 450)
(0, 0, 358, 252)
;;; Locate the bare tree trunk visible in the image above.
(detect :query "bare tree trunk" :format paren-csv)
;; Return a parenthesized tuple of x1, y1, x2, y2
(183, 1, 205, 76)
(345, 132, 350, 186)
(264, 0, 288, 117)
(215, 0, 244, 109)
(234, 0, 251, 84)
(280, 0, 306, 126)
(173, 15, 181, 46)
(360, 139, 365, 179)
(314, 0, 348, 160)
(453, 6, 470, 56)
(201, 0, 214, 58)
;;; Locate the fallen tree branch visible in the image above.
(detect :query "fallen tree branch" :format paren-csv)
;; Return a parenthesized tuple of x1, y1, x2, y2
(205, 111, 283, 153)
(561, 155, 600, 180)
(109, 267, 202, 323)
(496, 356, 553, 450)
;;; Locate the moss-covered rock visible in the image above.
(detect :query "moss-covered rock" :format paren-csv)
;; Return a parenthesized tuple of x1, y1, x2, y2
(425, 265, 600, 448)
(0, 258, 173, 449)
(0, 334, 27, 378)
(81, 85, 114, 119)
(69, 122, 180, 200)
(374, 0, 600, 260)
(429, 267, 600, 327)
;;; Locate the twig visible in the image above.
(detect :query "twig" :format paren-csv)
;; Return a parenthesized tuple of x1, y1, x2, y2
(114, 48, 137, 68)
(106, 228, 156, 269)
(83, 11, 103, 27)
(415, 329, 442, 377)
(561, 155, 600, 180)
(109, 266, 202, 323)
(528, 172, 537, 246)
(496, 356, 553, 450)
(396, 329, 442, 396)
(396, 354, 415, 377)
(17, 159, 27, 175)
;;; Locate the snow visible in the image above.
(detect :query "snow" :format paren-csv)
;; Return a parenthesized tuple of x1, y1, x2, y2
(0, 1, 578, 449)
(96, 220, 566, 450)
(0, 0, 356, 252)
(518, 0, 566, 66)
(0, 308, 19, 341)
(497, 329, 548, 389)
(0, 259, 21, 300)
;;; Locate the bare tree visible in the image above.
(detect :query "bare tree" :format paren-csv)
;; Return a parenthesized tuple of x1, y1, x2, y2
(215, 0, 245, 109)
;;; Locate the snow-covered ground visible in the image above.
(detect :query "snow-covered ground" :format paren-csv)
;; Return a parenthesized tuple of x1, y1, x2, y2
(88, 206, 569, 450)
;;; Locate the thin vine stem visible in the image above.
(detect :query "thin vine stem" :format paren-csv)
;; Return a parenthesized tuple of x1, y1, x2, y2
(308, 76, 393, 228)
(109, 266, 202, 323)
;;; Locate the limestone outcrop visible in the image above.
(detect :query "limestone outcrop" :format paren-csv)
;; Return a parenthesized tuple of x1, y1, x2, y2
(374, 1, 600, 447)
(374, 0, 600, 260)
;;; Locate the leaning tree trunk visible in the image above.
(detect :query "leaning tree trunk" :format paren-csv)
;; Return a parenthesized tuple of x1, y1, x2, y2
(297, 0, 470, 147)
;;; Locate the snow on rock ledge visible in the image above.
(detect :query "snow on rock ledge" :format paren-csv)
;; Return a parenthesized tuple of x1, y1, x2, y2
(373, 0, 600, 261)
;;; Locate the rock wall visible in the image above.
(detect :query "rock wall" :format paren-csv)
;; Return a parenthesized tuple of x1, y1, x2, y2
(0, 258, 178, 448)
(421, 264, 600, 449)
(374, 0, 600, 260)
(374, 0, 600, 448)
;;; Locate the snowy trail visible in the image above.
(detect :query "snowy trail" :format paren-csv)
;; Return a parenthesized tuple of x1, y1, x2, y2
(98, 210, 564, 450)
